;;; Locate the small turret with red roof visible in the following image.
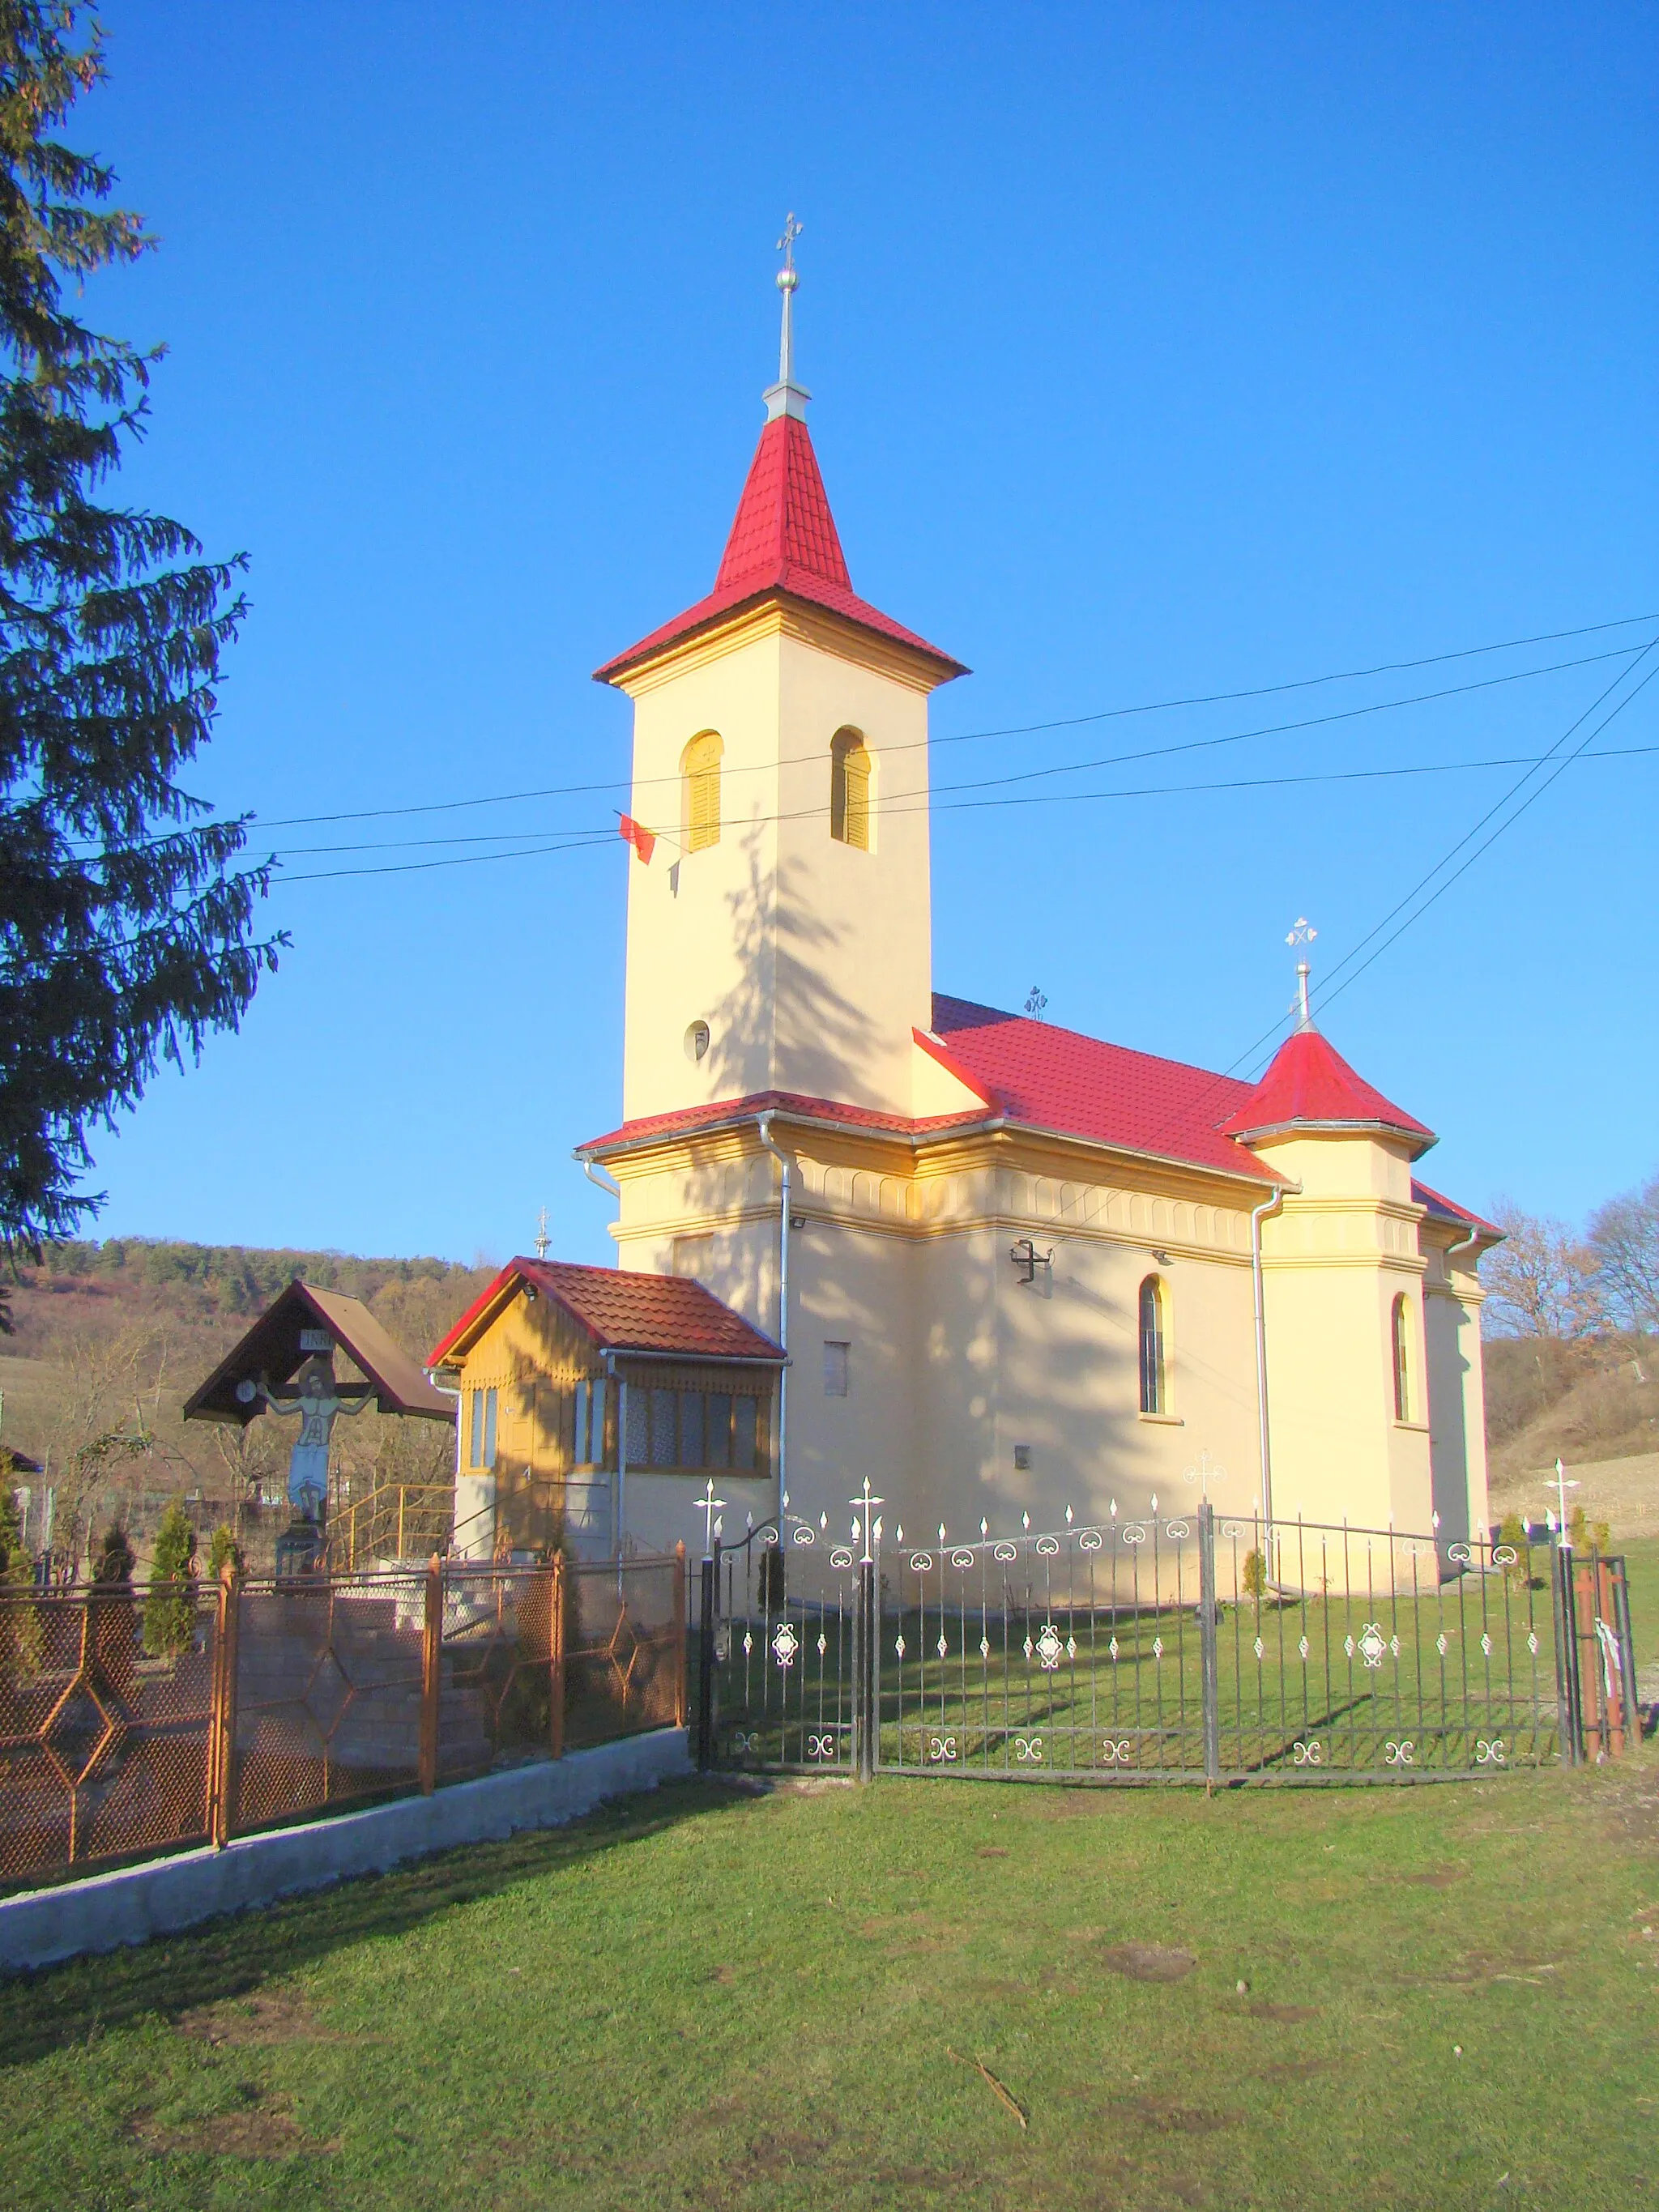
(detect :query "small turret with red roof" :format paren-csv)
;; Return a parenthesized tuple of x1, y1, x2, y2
(1219, 1025, 1435, 1157)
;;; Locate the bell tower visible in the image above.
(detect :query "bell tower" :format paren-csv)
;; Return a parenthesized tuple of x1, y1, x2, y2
(594, 224, 967, 1126)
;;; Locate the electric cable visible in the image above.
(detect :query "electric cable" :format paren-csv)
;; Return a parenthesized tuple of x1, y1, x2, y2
(264, 740, 1659, 864)
(245, 620, 1659, 833)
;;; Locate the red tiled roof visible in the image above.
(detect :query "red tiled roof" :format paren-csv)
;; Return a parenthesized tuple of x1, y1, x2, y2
(594, 414, 966, 684)
(1218, 1026, 1434, 1152)
(930, 995, 1278, 1182)
(578, 1008, 1282, 1185)
(429, 1259, 786, 1369)
(577, 1087, 987, 1155)
(1412, 1179, 1503, 1241)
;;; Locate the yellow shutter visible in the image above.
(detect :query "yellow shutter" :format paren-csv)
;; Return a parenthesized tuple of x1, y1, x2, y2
(682, 733, 722, 852)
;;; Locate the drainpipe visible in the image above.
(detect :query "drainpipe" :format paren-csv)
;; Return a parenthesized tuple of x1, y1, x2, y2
(1440, 1213, 1486, 1549)
(755, 1114, 791, 1524)
(582, 1156, 621, 1209)
(1249, 1181, 1293, 1536)
(604, 1349, 625, 1563)
(1444, 1216, 1483, 1269)
(423, 1368, 463, 1557)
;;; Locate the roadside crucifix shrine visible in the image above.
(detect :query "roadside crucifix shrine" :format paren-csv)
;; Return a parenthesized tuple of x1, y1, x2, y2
(183, 1280, 455, 1572)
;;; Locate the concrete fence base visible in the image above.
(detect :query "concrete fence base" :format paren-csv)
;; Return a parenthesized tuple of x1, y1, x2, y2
(0, 1725, 692, 1976)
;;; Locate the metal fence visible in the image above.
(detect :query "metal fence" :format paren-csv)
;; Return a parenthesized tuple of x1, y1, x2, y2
(0, 1548, 685, 1894)
(694, 1505, 1644, 1784)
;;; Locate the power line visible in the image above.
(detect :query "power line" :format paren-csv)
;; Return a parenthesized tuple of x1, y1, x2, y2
(265, 740, 1659, 865)
(931, 644, 1650, 799)
(277, 832, 614, 885)
(246, 618, 1659, 833)
(1314, 654, 1659, 1022)
(1089, 646, 1659, 1162)
(1309, 641, 1659, 1017)
(929, 609, 1659, 746)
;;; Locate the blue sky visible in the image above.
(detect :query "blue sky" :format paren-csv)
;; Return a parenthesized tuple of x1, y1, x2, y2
(79, 2, 1656, 1265)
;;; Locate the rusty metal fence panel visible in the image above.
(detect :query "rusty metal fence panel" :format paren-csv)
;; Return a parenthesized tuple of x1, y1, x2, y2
(437, 1566, 561, 1780)
(228, 1571, 429, 1832)
(0, 1583, 220, 1890)
(0, 1548, 688, 1895)
(565, 1558, 685, 1750)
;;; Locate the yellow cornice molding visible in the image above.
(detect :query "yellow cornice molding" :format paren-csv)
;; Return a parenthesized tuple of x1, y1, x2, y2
(1263, 1251, 1430, 1277)
(596, 1106, 1276, 1206)
(609, 595, 952, 699)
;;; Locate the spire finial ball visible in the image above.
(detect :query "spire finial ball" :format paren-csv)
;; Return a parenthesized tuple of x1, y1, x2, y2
(777, 265, 799, 294)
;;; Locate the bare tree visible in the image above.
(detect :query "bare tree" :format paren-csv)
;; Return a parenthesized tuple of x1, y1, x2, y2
(1482, 1201, 1604, 1339)
(1588, 1171, 1659, 1332)
(38, 1319, 162, 1574)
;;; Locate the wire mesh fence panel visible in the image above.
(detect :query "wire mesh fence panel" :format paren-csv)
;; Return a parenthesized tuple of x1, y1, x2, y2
(437, 1565, 560, 1778)
(564, 1557, 684, 1751)
(0, 1583, 219, 1891)
(882, 1513, 1208, 1777)
(1210, 1519, 1561, 1775)
(229, 1571, 427, 1832)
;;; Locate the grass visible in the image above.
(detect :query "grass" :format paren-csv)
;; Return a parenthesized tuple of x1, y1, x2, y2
(3, 1755, 1657, 2210)
(2, 1536, 1653, 2210)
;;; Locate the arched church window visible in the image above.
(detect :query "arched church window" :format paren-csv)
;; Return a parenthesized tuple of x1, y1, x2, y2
(830, 727, 871, 850)
(1138, 1276, 1166, 1415)
(1392, 1294, 1411, 1421)
(681, 731, 723, 853)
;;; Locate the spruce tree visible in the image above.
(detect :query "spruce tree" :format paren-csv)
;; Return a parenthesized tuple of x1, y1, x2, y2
(0, 5, 281, 1324)
(142, 1498, 196, 1658)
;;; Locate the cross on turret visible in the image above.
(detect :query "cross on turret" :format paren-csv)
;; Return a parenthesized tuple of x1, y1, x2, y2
(1286, 916, 1317, 1031)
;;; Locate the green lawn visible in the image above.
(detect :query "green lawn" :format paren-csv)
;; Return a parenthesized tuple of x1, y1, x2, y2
(3, 1750, 1657, 2210)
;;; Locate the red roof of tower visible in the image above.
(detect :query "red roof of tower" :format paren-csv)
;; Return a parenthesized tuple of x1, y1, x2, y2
(594, 413, 966, 684)
(1218, 1026, 1435, 1153)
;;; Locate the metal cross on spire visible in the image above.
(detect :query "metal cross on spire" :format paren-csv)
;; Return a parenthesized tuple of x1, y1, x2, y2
(534, 1205, 549, 1261)
(1286, 916, 1317, 1031)
(766, 212, 812, 423)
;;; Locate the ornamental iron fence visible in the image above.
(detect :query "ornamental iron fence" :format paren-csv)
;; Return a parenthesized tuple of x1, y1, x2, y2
(693, 1503, 1642, 1785)
(0, 1548, 685, 1895)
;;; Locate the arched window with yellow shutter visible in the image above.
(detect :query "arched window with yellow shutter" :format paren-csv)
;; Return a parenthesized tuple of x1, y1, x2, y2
(830, 727, 871, 850)
(1392, 1294, 1412, 1421)
(680, 731, 723, 853)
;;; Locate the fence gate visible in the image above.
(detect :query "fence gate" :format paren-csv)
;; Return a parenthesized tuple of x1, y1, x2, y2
(693, 1504, 1641, 1785)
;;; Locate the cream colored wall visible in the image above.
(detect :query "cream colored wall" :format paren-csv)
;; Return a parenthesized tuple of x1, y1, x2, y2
(603, 1121, 1269, 1558)
(1422, 1234, 1492, 1548)
(1252, 1132, 1435, 1536)
(613, 609, 942, 1124)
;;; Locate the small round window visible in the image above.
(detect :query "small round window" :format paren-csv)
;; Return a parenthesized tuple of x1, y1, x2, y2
(684, 1020, 710, 1063)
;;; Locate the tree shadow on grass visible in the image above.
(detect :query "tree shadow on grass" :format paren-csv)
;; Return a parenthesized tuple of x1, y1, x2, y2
(0, 1775, 749, 2071)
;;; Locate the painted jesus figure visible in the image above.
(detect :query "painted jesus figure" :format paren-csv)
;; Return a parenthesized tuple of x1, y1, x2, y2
(250, 1357, 377, 1523)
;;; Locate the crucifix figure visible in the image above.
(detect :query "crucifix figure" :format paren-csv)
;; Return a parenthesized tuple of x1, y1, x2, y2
(243, 1356, 377, 1524)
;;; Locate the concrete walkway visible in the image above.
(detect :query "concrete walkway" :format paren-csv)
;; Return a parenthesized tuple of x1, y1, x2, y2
(0, 1726, 691, 1975)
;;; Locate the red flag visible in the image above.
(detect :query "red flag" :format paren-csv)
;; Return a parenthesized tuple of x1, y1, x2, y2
(618, 815, 656, 863)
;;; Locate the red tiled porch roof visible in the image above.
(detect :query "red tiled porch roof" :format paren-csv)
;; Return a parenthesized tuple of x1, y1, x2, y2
(429, 1259, 786, 1370)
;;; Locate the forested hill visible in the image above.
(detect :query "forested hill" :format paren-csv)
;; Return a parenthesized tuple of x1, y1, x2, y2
(0, 1242, 496, 1562)
(9, 1238, 488, 1335)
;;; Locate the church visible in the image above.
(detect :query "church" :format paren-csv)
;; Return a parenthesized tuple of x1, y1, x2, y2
(430, 248, 1499, 1572)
